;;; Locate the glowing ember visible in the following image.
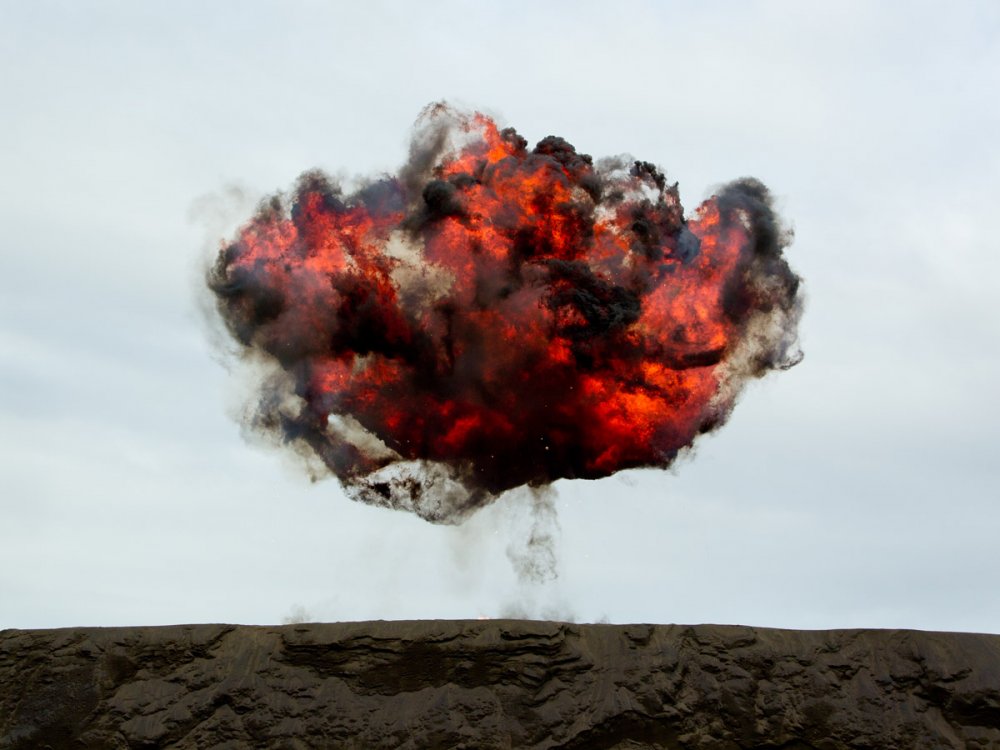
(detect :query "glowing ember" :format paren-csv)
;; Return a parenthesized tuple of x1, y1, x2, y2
(208, 104, 802, 522)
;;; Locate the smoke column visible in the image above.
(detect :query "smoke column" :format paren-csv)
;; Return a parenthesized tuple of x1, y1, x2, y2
(208, 104, 803, 523)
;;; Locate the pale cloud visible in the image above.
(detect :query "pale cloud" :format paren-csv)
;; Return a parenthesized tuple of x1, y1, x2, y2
(1, 0, 997, 632)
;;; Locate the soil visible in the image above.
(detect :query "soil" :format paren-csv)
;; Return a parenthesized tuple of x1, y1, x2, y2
(2, 620, 999, 749)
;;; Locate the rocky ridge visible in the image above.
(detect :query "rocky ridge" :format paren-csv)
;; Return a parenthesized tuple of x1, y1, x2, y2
(2, 621, 999, 749)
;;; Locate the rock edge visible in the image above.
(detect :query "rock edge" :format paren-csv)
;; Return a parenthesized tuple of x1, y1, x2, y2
(2, 621, 999, 749)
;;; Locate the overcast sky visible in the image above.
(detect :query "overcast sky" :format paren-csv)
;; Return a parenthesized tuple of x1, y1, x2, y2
(2, 0, 998, 633)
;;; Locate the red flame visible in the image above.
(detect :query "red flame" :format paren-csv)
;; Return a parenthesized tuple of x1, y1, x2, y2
(210, 105, 801, 522)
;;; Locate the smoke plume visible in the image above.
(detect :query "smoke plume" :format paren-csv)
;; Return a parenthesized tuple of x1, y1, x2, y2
(208, 104, 803, 523)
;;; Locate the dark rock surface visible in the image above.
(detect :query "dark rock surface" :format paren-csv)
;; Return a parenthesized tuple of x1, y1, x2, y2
(2, 621, 999, 749)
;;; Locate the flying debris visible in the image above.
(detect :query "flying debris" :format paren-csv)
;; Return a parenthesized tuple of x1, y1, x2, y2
(208, 104, 803, 523)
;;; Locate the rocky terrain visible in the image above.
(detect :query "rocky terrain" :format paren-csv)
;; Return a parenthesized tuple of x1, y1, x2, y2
(2, 620, 999, 749)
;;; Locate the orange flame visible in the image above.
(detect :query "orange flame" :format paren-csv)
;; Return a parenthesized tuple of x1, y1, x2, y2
(209, 105, 802, 522)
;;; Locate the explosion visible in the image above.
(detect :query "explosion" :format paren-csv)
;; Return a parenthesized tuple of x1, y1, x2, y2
(208, 104, 802, 523)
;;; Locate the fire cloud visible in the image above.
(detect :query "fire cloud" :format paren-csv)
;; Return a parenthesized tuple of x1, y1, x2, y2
(208, 104, 803, 523)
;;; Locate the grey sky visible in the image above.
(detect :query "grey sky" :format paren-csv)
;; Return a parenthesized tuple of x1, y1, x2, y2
(2, 0, 998, 632)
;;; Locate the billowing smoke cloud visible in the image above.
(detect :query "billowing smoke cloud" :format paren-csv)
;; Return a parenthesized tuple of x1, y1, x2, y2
(208, 104, 803, 523)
